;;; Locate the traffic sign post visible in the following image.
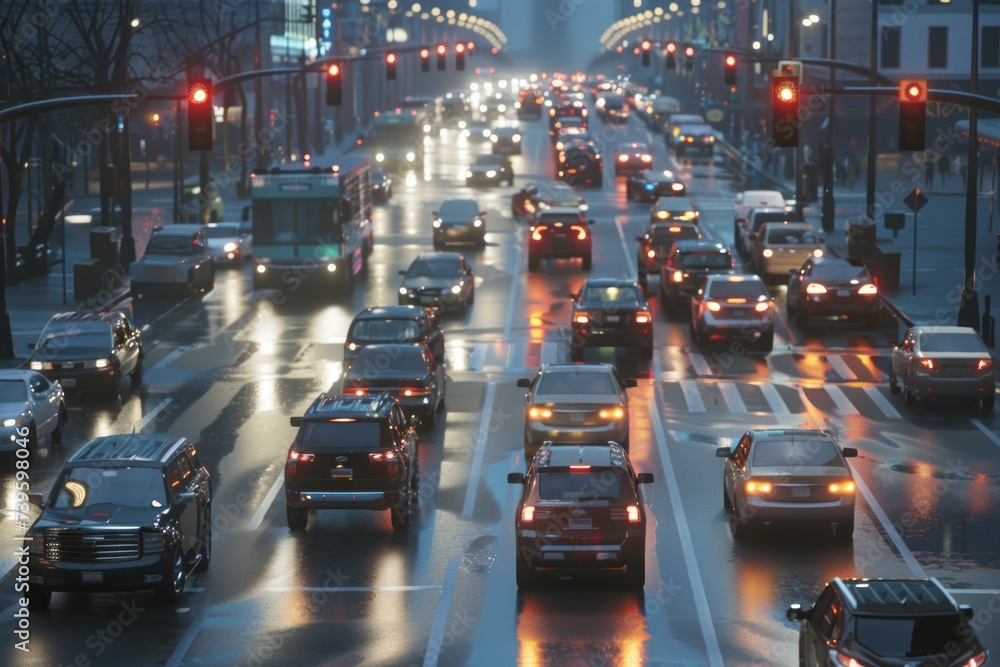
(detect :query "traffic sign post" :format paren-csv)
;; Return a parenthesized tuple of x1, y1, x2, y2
(904, 188, 929, 296)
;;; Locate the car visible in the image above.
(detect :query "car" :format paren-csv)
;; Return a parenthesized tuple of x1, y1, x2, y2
(659, 241, 736, 316)
(787, 256, 880, 329)
(490, 126, 523, 154)
(461, 119, 493, 142)
(691, 274, 775, 352)
(507, 442, 653, 588)
(570, 278, 653, 360)
(750, 221, 824, 282)
(433, 197, 487, 248)
(614, 142, 653, 175)
(180, 176, 224, 222)
(0, 370, 66, 450)
(557, 143, 603, 187)
(671, 123, 716, 156)
(516, 363, 637, 459)
(130, 224, 215, 297)
(25, 434, 212, 610)
(625, 169, 686, 203)
(649, 195, 699, 224)
(344, 306, 444, 366)
(516, 88, 544, 119)
(527, 208, 595, 271)
(548, 99, 588, 130)
(787, 577, 989, 667)
(205, 221, 252, 267)
(663, 113, 706, 148)
(27, 310, 144, 397)
(716, 429, 858, 539)
(635, 221, 703, 278)
(398, 252, 475, 311)
(466, 154, 514, 186)
(552, 126, 593, 153)
(371, 167, 393, 202)
(549, 115, 587, 142)
(285, 393, 419, 531)
(595, 93, 629, 123)
(737, 205, 801, 259)
(341, 344, 446, 426)
(733, 190, 786, 241)
(511, 181, 588, 222)
(889, 325, 996, 411)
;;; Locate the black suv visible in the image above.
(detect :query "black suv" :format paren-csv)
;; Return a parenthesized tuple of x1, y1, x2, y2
(26, 434, 211, 609)
(507, 442, 653, 588)
(528, 209, 595, 271)
(285, 393, 419, 531)
(27, 310, 144, 398)
(570, 278, 653, 360)
(787, 577, 988, 667)
(658, 240, 736, 315)
(344, 306, 444, 365)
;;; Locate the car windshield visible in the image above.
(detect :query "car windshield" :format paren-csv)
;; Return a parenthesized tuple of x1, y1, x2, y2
(919, 332, 987, 353)
(854, 615, 971, 657)
(813, 264, 868, 281)
(752, 213, 798, 231)
(0, 380, 27, 403)
(650, 226, 699, 242)
(51, 466, 167, 510)
(679, 252, 732, 269)
(474, 155, 503, 166)
(350, 346, 428, 373)
(39, 331, 112, 355)
(349, 319, 421, 344)
(766, 227, 817, 244)
(406, 258, 458, 279)
(752, 438, 843, 467)
(537, 470, 623, 500)
(300, 420, 386, 450)
(146, 234, 196, 255)
(582, 285, 642, 302)
(538, 215, 582, 227)
(536, 371, 617, 395)
(439, 200, 479, 220)
(208, 223, 241, 236)
(706, 281, 768, 300)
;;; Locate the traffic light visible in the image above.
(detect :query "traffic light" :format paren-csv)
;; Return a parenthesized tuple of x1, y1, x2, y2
(455, 42, 466, 71)
(641, 39, 652, 67)
(684, 44, 695, 71)
(771, 75, 799, 148)
(898, 79, 927, 151)
(386, 51, 397, 80)
(665, 41, 677, 70)
(325, 62, 342, 106)
(724, 53, 737, 86)
(420, 46, 430, 72)
(437, 43, 447, 71)
(187, 78, 212, 151)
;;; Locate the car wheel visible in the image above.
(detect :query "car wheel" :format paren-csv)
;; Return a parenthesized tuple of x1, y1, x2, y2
(527, 253, 541, 272)
(27, 587, 51, 611)
(156, 548, 186, 605)
(515, 551, 536, 588)
(888, 366, 900, 394)
(131, 355, 144, 383)
(834, 518, 855, 543)
(758, 332, 774, 354)
(287, 505, 308, 531)
(722, 487, 732, 512)
(984, 389, 996, 413)
(390, 499, 411, 530)
(581, 254, 592, 271)
(467, 287, 475, 306)
(902, 376, 915, 406)
(52, 407, 66, 445)
(730, 511, 751, 540)
(423, 408, 437, 429)
(623, 549, 645, 588)
(196, 505, 212, 572)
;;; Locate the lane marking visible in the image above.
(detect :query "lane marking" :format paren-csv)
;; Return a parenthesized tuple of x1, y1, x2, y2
(502, 232, 524, 346)
(679, 380, 706, 413)
(718, 381, 747, 413)
(143, 298, 190, 332)
(462, 381, 498, 518)
(851, 463, 928, 579)
(827, 355, 858, 380)
(423, 558, 460, 667)
(971, 418, 1000, 450)
(245, 471, 285, 532)
(857, 354, 885, 382)
(688, 351, 713, 376)
(759, 383, 791, 415)
(862, 386, 903, 420)
(651, 359, 724, 667)
(614, 217, 638, 276)
(136, 398, 173, 432)
(149, 346, 190, 372)
(823, 384, 860, 415)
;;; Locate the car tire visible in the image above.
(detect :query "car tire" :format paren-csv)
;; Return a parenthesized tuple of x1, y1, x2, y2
(515, 552, 536, 588)
(390, 498, 411, 530)
(835, 518, 855, 543)
(131, 355, 144, 383)
(984, 390, 996, 413)
(196, 505, 212, 572)
(582, 254, 592, 271)
(52, 407, 66, 445)
(730, 512, 751, 540)
(723, 487, 732, 512)
(287, 505, 308, 531)
(624, 550, 645, 588)
(794, 307, 808, 330)
(156, 548, 186, 605)
(467, 287, 475, 306)
(423, 408, 437, 429)
(640, 343, 653, 359)
(27, 587, 51, 611)
(888, 366, 901, 394)
(903, 376, 915, 406)
(527, 253, 541, 272)
(758, 332, 774, 354)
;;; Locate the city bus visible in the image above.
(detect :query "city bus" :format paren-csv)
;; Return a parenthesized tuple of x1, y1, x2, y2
(370, 108, 429, 171)
(250, 156, 372, 294)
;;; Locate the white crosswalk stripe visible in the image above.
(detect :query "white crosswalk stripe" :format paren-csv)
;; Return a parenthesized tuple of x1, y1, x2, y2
(827, 355, 858, 380)
(759, 383, 791, 415)
(688, 351, 713, 376)
(679, 380, 707, 412)
(823, 384, 860, 415)
(857, 354, 886, 381)
(718, 381, 748, 413)
(863, 385, 903, 419)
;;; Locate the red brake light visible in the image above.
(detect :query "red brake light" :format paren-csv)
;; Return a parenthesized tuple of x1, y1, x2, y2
(920, 358, 935, 370)
(352, 388, 366, 396)
(531, 227, 543, 241)
(288, 450, 315, 463)
(754, 301, 770, 312)
(626, 505, 641, 523)
(521, 505, 535, 523)
(635, 312, 651, 324)
(858, 283, 878, 295)
(569, 465, 591, 471)
(978, 359, 992, 371)
(570, 225, 588, 240)
(370, 450, 399, 475)
(805, 283, 828, 294)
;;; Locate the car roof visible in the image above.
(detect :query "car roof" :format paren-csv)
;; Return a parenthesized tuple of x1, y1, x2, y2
(750, 428, 831, 441)
(833, 578, 959, 616)
(654, 196, 695, 208)
(441, 197, 478, 206)
(912, 325, 981, 335)
(304, 393, 397, 419)
(535, 442, 631, 469)
(537, 207, 585, 216)
(153, 224, 207, 235)
(704, 274, 765, 285)
(354, 306, 430, 322)
(68, 434, 191, 465)
(673, 240, 729, 253)
(581, 277, 642, 289)
(414, 251, 463, 262)
(43, 311, 123, 330)
(538, 362, 616, 374)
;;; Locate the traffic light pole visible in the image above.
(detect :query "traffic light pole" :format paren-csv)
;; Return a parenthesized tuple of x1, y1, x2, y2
(959, 0, 982, 329)
(820, 0, 837, 234)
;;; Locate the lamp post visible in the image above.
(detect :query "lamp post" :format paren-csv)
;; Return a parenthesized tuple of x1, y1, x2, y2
(820, 2, 836, 234)
(958, 0, 981, 328)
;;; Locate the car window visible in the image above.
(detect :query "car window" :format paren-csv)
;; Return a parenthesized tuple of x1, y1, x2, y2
(39, 331, 112, 355)
(650, 226, 699, 242)
(752, 438, 843, 467)
(582, 285, 642, 302)
(0, 380, 27, 402)
(854, 615, 970, 657)
(538, 215, 582, 226)
(536, 371, 617, 395)
(51, 466, 168, 510)
(919, 332, 986, 353)
(299, 420, 386, 450)
(766, 227, 816, 244)
(439, 200, 479, 219)
(812, 264, 867, 281)
(29, 375, 50, 394)
(678, 252, 732, 269)
(817, 591, 844, 640)
(537, 470, 624, 500)
(706, 281, 768, 300)
(146, 234, 198, 255)
(350, 319, 421, 344)
(350, 345, 429, 373)
(406, 258, 459, 279)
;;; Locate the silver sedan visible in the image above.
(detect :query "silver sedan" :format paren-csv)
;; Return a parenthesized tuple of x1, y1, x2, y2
(0, 370, 66, 450)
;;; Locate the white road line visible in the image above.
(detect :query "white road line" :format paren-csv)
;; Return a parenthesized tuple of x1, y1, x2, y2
(759, 383, 791, 415)
(244, 472, 285, 532)
(946, 588, 1000, 595)
(851, 464, 928, 579)
(651, 360, 724, 667)
(265, 585, 441, 593)
(166, 604, 204, 667)
(541, 341, 560, 365)
(422, 558, 460, 667)
(469, 344, 487, 371)
(137, 398, 173, 432)
(462, 382, 498, 518)
(823, 384, 860, 415)
(857, 354, 885, 382)
(614, 217, 638, 276)
(718, 382, 747, 413)
(827, 355, 858, 380)
(688, 351, 713, 376)
(679, 380, 706, 413)
(506, 341, 527, 371)
(502, 236, 524, 346)
(863, 386, 903, 420)
(149, 346, 190, 372)
(144, 298, 190, 331)
(971, 418, 1000, 450)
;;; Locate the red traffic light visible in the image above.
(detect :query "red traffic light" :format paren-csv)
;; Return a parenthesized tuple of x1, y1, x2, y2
(327, 63, 340, 77)
(437, 44, 446, 55)
(775, 80, 797, 104)
(899, 79, 927, 102)
(386, 52, 397, 64)
(190, 82, 210, 105)
(665, 41, 677, 54)
(725, 54, 737, 67)
(455, 43, 465, 53)
(420, 47, 429, 58)
(641, 39, 652, 51)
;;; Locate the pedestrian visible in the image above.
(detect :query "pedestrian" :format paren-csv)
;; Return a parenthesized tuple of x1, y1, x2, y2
(803, 144, 813, 165)
(938, 153, 950, 186)
(953, 154, 966, 190)
(924, 154, 936, 189)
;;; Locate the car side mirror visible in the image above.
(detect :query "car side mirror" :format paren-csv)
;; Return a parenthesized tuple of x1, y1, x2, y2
(888, 341, 899, 349)
(587, 219, 595, 225)
(960, 603, 975, 620)
(507, 472, 525, 485)
(841, 447, 858, 458)
(27, 342, 35, 350)
(715, 446, 731, 458)
(636, 472, 654, 485)
(290, 416, 303, 427)
(432, 211, 438, 217)
(634, 236, 643, 242)
(624, 378, 638, 388)
(176, 491, 197, 505)
(399, 269, 407, 276)
(786, 604, 811, 622)
(516, 378, 531, 388)
(28, 492, 46, 508)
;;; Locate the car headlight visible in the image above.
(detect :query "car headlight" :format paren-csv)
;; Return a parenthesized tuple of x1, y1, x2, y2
(376, 153, 385, 162)
(482, 129, 491, 137)
(399, 287, 408, 295)
(189, 186, 201, 195)
(486, 170, 497, 178)
(406, 152, 416, 162)
(458, 120, 467, 129)
(473, 219, 483, 227)
(813, 249, 824, 257)
(423, 124, 431, 133)
(433, 219, 442, 228)
(762, 249, 774, 258)
(2, 418, 19, 427)
(223, 242, 238, 253)
(256, 264, 266, 274)
(466, 170, 473, 178)
(513, 134, 521, 142)
(451, 285, 462, 294)
(490, 134, 498, 142)
(95, 358, 110, 369)
(29, 361, 43, 370)
(326, 263, 336, 272)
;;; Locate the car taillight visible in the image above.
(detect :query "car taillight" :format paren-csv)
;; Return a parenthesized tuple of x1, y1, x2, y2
(640, 154, 652, 162)
(647, 249, 656, 259)
(570, 225, 588, 240)
(745, 480, 773, 495)
(762, 249, 774, 258)
(832, 653, 871, 667)
(920, 359, 936, 370)
(964, 651, 988, 667)
(672, 270, 684, 282)
(671, 183, 684, 192)
(754, 302, 770, 313)
(574, 313, 590, 324)
(626, 505, 641, 523)
(706, 301, 722, 312)
(286, 450, 315, 475)
(351, 388, 367, 396)
(528, 406, 552, 419)
(618, 154, 628, 162)
(805, 283, 828, 294)
(531, 227, 543, 241)
(521, 505, 535, 524)
(635, 312, 651, 323)
(828, 480, 856, 494)
(598, 406, 625, 420)
(979, 359, 993, 371)
(858, 283, 878, 295)
(370, 450, 400, 475)
(401, 387, 430, 397)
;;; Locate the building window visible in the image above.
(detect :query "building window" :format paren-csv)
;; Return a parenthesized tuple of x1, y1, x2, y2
(928, 26, 948, 69)
(984, 27, 1000, 68)
(881, 26, 901, 69)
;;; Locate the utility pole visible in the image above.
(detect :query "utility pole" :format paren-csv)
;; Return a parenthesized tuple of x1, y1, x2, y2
(958, 0, 981, 328)
(821, 0, 837, 233)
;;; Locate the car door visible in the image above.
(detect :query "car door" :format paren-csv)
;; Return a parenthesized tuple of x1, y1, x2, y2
(462, 259, 475, 299)
(895, 328, 916, 384)
(727, 433, 751, 511)
(27, 373, 59, 434)
(427, 348, 445, 406)
(168, 456, 200, 560)
(803, 587, 844, 666)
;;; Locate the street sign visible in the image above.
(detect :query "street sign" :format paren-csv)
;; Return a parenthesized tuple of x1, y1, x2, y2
(903, 188, 928, 213)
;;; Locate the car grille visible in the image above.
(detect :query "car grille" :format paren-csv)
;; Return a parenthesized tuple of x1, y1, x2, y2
(408, 287, 443, 297)
(43, 529, 141, 562)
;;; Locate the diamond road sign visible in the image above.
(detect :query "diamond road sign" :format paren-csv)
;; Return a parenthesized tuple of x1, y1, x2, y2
(903, 188, 929, 213)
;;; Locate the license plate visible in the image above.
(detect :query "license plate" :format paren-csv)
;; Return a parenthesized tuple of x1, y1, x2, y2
(331, 468, 353, 478)
(837, 290, 850, 297)
(420, 297, 437, 305)
(60, 378, 76, 388)
(81, 572, 103, 584)
(570, 412, 585, 424)
(606, 315, 620, 323)
(730, 309, 747, 317)
(569, 518, 592, 529)
(792, 487, 810, 498)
